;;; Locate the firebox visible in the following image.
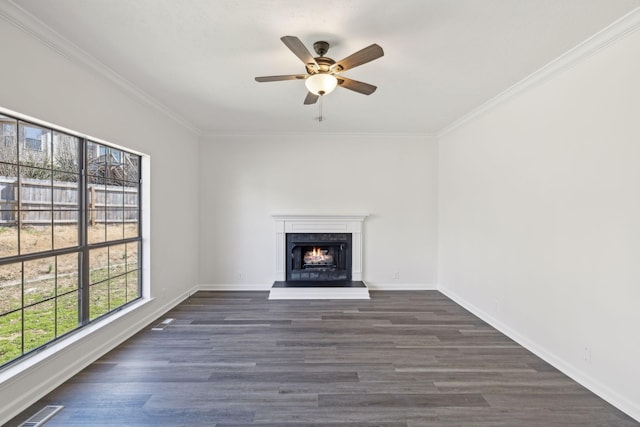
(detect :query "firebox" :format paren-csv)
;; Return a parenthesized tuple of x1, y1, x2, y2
(286, 233, 352, 281)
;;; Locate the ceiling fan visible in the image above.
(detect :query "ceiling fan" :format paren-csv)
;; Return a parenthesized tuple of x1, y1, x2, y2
(255, 36, 384, 105)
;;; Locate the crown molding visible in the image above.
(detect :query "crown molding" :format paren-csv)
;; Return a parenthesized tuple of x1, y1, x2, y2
(437, 6, 640, 139)
(0, 1, 202, 136)
(201, 131, 437, 141)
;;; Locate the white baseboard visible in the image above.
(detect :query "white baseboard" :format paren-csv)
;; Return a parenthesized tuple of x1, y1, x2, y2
(197, 283, 437, 292)
(197, 283, 271, 291)
(0, 286, 197, 426)
(366, 283, 437, 291)
(438, 286, 640, 423)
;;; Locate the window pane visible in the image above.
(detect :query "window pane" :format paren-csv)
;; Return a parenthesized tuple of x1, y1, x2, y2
(123, 210, 138, 239)
(87, 141, 105, 177)
(52, 132, 79, 173)
(89, 282, 109, 320)
(57, 252, 78, 295)
(56, 290, 78, 336)
(0, 311, 22, 365)
(89, 247, 109, 285)
(20, 168, 52, 209)
(108, 148, 122, 166)
(109, 244, 127, 278)
(0, 115, 18, 164)
(0, 163, 17, 180)
(126, 271, 139, 303)
(20, 218, 53, 254)
(0, 174, 18, 226)
(19, 122, 51, 169)
(123, 152, 139, 183)
(87, 176, 105, 207)
(0, 262, 22, 315)
(20, 209, 53, 224)
(106, 210, 124, 241)
(106, 179, 123, 207)
(53, 171, 79, 210)
(88, 211, 106, 244)
(23, 257, 56, 306)
(110, 275, 127, 310)
(54, 214, 78, 249)
(0, 221, 18, 258)
(23, 300, 55, 353)
(124, 181, 139, 208)
(126, 242, 139, 272)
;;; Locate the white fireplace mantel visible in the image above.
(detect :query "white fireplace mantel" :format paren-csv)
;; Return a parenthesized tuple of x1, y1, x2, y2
(272, 212, 369, 282)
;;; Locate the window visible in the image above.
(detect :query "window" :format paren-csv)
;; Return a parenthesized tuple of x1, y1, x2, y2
(0, 113, 142, 367)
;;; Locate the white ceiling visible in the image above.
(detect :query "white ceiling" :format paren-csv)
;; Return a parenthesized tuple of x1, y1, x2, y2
(6, 0, 640, 135)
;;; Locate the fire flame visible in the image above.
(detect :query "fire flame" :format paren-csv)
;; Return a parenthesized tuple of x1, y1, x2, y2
(304, 247, 333, 265)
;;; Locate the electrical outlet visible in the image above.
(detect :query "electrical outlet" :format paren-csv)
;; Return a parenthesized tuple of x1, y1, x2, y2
(393, 271, 400, 280)
(583, 347, 591, 364)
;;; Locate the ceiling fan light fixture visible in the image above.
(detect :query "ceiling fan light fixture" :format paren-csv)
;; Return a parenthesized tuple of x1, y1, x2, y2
(305, 73, 338, 96)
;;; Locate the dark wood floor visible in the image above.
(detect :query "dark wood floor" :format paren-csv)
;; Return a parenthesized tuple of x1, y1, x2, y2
(8, 291, 638, 426)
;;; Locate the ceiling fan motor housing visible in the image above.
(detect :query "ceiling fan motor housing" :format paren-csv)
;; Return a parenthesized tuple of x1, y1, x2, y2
(313, 41, 330, 56)
(306, 56, 336, 74)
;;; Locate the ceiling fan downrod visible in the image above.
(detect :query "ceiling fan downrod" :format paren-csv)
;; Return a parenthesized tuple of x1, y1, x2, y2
(317, 95, 325, 122)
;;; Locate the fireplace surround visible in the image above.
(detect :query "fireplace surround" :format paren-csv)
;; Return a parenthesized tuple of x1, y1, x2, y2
(271, 213, 369, 299)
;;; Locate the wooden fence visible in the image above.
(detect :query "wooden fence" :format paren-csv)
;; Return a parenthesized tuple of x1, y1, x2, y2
(0, 177, 138, 225)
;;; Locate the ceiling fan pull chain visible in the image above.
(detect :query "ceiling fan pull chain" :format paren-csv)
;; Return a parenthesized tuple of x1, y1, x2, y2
(318, 95, 324, 122)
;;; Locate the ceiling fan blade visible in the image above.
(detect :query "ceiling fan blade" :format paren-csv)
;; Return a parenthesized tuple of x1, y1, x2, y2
(337, 77, 377, 95)
(255, 74, 307, 82)
(304, 92, 319, 105)
(332, 44, 384, 72)
(281, 36, 318, 70)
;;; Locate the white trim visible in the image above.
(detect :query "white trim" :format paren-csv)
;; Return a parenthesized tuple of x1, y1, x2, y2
(0, 1, 200, 136)
(269, 285, 370, 300)
(198, 283, 271, 291)
(438, 7, 640, 138)
(438, 286, 640, 423)
(203, 131, 437, 140)
(271, 212, 370, 221)
(366, 283, 437, 291)
(198, 283, 439, 292)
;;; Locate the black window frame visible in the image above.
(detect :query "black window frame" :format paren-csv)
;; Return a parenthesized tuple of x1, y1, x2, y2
(0, 111, 143, 369)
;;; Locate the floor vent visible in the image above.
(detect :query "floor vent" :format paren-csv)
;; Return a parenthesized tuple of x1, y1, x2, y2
(152, 318, 174, 331)
(19, 405, 63, 426)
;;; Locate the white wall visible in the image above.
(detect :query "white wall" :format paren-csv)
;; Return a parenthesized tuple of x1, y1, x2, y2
(199, 133, 438, 290)
(438, 26, 640, 419)
(0, 18, 200, 423)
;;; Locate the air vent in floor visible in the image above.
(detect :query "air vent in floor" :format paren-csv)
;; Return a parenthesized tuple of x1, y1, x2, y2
(152, 318, 174, 330)
(19, 405, 63, 426)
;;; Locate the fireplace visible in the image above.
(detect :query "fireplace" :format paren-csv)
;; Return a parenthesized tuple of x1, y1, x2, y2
(287, 233, 352, 281)
(271, 213, 369, 298)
